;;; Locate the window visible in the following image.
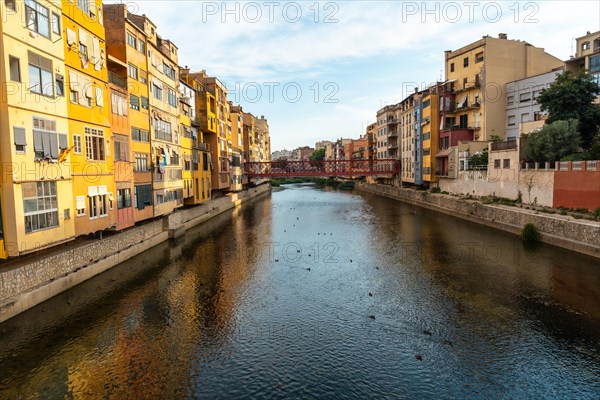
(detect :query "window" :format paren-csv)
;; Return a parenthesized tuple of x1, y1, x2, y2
(167, 88, 177, 107)
(154, 118, 172, 141)
(32, 117, 58, 160)
(23, 181, 58, 233)
(423, 99, 430, 108)
(88, 194, 108, 219)
(494, 159, 501, 169)
(126, 32, 137, 48)
(423, 132, 430, 141)
(131, 127, 149, 142)
(139, 70, 147, 84)
(459, 114, 468, 128)
(70, 88, 78, 103)
(519, 92, 531, 103)
(508, 115, 516, 126)
(521, 113, 530, 123)
(141, 96, 149, 109)
(153, 82, 162, 100)
(170, 151, 179, 166)
(76, 196, 86, 216)
(137, 40, 145, 54)
(134, 153, 149, 171)
(111, 92, 127, 116)
(5, 0, 16, 11)
(51, 12, 60, 35)
(9, 56, 20, 82)
(113, 134, 130, 161)
(503, 159, 510, 169)
(128, 63, 138, 80)
(117, 189, 132, 209)
(76, 0, 89, 14)
(589, 55, 600, 74)
(55, 74, 64, 97)
(85, 127, 105, 161)
(507, 95, 514, 106)
(450, 63, 455, 72)
(463, 57, 469, 67)
(163, 64, 176, 80)
(25, 0, 50, 38)
(475, 52, 484, 63)
(463, 77, 468, 88)
(28, 51, 53, 97)
(130, 94, 140, 110)
(14, 127, 26, 153)
(79, 43, 88, 60)
(134, 184, 153, 210)
(73, 134, 82, 153)
(582, 41, 591, 51)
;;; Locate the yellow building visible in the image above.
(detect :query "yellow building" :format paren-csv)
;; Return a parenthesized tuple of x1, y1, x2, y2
(62, 0, 116, 236)
(179, 69, 213, 203)
(229, 104, 244, 191)
(437, 34, 563, 177)
(421, 84, 440, 185)
(127, 13, 182, 216)
(1, 0, 76, 257)
(185, 71, 230, 193)
(104, 4, 154, 223)
(179, 80, 195, 202)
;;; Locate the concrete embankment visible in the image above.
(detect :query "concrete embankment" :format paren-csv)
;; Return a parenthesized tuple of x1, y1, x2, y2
(0, 184, 271, 323)
(356, 183, 600, 259)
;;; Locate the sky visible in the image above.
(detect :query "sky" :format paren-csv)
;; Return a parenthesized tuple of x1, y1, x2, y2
(107, 0, 600, 151)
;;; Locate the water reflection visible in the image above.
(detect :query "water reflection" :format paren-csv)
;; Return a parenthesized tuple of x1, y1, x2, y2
(1, 185, 599, 399)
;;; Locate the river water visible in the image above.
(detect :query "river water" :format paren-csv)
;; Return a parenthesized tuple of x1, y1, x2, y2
(1, 184, 599, 399)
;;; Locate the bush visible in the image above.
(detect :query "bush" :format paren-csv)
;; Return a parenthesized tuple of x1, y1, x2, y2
(521, 223, 541, 243)
(441, 191, 450, 195)
(594, 207, 600, 219)
(430, 187, 441, 193)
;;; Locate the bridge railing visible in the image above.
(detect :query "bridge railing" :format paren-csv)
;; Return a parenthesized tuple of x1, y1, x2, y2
(244, 159, 401, 177)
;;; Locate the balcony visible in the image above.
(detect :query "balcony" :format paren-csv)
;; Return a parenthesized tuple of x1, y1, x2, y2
(108, 71, 127, 90)
(491, 139, 517, 151)
(387, 131, 398, 138)
(386, 118, 399, 125)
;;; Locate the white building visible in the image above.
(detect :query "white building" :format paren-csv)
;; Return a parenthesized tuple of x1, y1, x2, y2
(505, 68, 563, 139)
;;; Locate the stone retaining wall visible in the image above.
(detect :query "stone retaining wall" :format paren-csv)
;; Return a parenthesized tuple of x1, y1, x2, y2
(357, 183, 600, 259)
(0, 184, 271, 322)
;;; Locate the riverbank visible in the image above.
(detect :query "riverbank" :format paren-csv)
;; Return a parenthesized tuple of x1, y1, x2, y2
(0, 184, 271, 323)
(356, 183, 600, 259)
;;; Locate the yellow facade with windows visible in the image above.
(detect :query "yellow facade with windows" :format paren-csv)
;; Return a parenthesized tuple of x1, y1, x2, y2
(63, 0, 116, 236)
(179, 80, 194, 202)
(0, 0, 76, 257)
(421, 85, 439, 184)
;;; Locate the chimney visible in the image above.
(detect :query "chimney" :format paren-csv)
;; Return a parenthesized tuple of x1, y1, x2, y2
(498, 33, 507, 39)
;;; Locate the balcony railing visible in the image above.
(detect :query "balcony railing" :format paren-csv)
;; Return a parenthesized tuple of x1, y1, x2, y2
(491, 139, 517, 151)
(108, 71, 127, 90)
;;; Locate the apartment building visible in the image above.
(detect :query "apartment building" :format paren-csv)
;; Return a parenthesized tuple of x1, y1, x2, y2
(399, 92, 420, 184)
(128, 13, 183, 216)
(179, 80, 195, 202)
(229, 103, 244, 192)
(103, 4, 154, 222)
(565, 30, 600, 85)
(505, 69, 563, 139)
(1, 0, 75, 257)
(421, 84, 440, 185)
(437, 33, 563, 176)
(62, 0, 116, 236)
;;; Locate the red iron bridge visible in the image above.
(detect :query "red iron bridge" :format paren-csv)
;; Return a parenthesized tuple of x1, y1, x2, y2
(244, 159, 401, 178)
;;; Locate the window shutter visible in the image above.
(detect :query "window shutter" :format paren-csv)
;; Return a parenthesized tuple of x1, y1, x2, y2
(42, 132, 51, 157)
(59, 133, 68, 149)
(49, 133, 59, 159)
(33, 130, 43, 152)
(14, 127, 26, 146)
(66, 28, 77, 46)
(95, 87, 103, 107)
(76, 196, 86, 210)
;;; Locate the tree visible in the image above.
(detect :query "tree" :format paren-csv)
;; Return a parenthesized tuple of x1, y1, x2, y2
(525, 119, 580, 162)
(537, 71, 600, 149)
(470, 148, 488, 169)
(310, 148, 325, 161)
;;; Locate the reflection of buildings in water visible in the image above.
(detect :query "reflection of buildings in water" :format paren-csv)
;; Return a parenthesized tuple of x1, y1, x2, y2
(550, 261, 600, 320)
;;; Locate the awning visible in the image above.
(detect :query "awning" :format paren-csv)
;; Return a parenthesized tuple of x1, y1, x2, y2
(435, 148, 455, 158)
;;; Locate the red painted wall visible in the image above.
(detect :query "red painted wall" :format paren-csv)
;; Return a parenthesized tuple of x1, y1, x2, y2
(553, 167, 600, 210)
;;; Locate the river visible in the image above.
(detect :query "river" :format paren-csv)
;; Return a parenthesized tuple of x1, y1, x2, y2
(1, 183, 599, 399)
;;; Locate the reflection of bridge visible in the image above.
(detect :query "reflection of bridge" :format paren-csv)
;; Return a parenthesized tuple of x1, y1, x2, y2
(245, 159, 401, 178)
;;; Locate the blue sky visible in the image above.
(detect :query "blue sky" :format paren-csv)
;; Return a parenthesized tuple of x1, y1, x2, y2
(108, 1, 600, 151)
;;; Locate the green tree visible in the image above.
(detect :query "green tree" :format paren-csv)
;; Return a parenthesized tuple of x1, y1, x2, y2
(470, 148, 488, 169)
(526, 119, 580, 162)
(310, 148, 325, 161)
(537, 71, 600, 149)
